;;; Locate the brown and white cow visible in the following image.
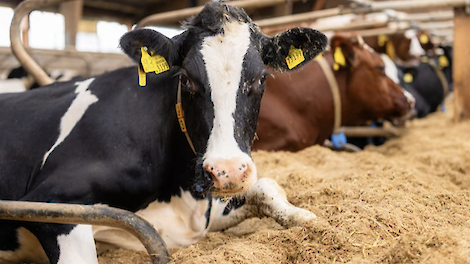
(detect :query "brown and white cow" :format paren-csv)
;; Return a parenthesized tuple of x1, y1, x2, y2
(253, 34, 413, 152)
(363, 30, 425, 66)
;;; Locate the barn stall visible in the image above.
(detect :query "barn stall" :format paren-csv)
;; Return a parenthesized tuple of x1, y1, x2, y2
(0, 0, 469, 263)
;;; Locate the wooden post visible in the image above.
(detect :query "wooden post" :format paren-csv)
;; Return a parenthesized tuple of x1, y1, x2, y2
(453, 7, 470, 122)
(59, 0, 83, 50)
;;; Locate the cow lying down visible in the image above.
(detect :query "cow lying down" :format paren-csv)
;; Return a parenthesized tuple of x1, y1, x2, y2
(0, 3, 327, 264)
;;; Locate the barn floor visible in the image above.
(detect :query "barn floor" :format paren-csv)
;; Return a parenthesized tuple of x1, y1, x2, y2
(98, 97, 470, 264)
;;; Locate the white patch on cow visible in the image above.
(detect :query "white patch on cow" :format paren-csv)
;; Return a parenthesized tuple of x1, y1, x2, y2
(210, 178, 316, 231)
(380, 54, 415, 108)
(363, 43, 375, 54)
(380, 54, 400, 84)
(405, 29, 425, 57)
(0, 227, 49, 264)
(57, 225, 98, 264)
(200, 22, 254, 168)
(42, 78, 97, 167)
(93, 190, 211, 250)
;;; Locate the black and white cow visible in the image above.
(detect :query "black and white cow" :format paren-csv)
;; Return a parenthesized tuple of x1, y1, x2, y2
(0, 3, 327, 264)
(398, 57, 451, 117)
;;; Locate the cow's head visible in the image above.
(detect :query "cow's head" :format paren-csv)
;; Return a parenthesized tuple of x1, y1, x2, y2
(120, 2, 327, 196)
(330, 34, 412, 124)
(363, 30, 425, 66)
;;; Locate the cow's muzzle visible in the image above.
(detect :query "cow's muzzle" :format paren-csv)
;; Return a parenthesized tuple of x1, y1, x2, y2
(203, 156, 257, 197)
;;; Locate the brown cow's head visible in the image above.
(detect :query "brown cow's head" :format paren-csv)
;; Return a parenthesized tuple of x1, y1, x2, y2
(363, 31, 425, 66)
(416, 30, 435, 55)
(330, 34, 412, 125)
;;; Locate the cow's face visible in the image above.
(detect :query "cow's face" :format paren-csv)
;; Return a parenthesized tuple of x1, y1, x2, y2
(120, 3, 327, 196)
(330, 35, 412, 123)
(391, 30, 425, 65)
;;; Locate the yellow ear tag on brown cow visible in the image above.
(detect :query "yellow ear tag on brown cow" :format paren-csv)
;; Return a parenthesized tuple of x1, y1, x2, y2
(404, 73, 413, 83)
(285, 45, 305, 69)
(419, 34, 429, 44)
(378, 35, 388, 47)
(439, 55, 449, 68)
(386, 41, 395, 60)
(333, 47, 346, 67)
(138, 66, 146, 87)
(333, 63, 340, 71)
(140, 47, 170, 74)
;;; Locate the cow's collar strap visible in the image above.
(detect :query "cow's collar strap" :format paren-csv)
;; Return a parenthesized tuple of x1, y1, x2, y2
(316, 57, 342, 134)
(176, 77, 197, 155)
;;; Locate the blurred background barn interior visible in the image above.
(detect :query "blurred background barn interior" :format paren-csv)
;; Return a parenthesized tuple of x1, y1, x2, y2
(0, 0, 468, 121)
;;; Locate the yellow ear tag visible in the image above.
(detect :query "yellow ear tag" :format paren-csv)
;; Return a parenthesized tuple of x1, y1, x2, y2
(333, 63, 340, 71)
(404, 73, 413, 83)
(138, 66, 146, 87)
(378, 35, 388, 47)
(140, 47, 170, 74)
(386, 41, 395, 60)
(285, 45, 305, 70)
(439, 55, 449, 68)
(333, 47, 346, 67)
(314, 53, 324, 60)
(419, 34, 429, 44)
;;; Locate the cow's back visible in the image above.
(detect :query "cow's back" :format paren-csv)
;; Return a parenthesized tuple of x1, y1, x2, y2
(0, 83, 78, 200)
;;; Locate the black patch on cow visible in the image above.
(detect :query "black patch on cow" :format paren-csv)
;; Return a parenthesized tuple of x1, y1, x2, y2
(0, 221, 21, 251)
(222, 196, 246, 215)
(23, 223, 75, 263)
(205, 198, 213, 229)
(120, 29, 179, 68)
(400, 62, 445, 115)
(260, 27, 328, 72)
(233, 47, 267, 154)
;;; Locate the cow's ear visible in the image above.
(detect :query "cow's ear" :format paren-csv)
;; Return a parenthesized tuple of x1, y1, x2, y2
(329, 35, 356, 70)
(120, 28, 180, 67)
(260, 27, 327, 72)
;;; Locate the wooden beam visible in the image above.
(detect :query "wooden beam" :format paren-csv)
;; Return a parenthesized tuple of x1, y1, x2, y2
(59, 0, 83, 49)
(453, 7, 470, 122)
(255, 0, 468, 28)
(273, 1, 293, 17)
(136, 0, 308, 28)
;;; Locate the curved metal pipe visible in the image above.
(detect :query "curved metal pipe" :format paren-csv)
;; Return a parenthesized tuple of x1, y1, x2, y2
(0, 200, 170, 264)
(10, 0, 74, 86)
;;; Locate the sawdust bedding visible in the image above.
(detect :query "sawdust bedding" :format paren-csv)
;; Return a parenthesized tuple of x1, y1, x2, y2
(99, 99, 470, 264)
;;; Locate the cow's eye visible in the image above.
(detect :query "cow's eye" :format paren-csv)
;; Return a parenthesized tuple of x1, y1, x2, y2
(259, 74, 267, 86)
(377, 66, 385, 72)
(180, 75, 197, 94)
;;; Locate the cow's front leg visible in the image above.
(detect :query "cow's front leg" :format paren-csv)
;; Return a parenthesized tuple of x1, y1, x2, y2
(209, 178, 316, 231)
(25, 223, 98, 264)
